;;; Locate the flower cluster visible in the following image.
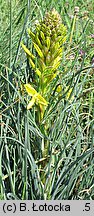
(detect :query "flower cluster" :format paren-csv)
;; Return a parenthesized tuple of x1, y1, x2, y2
(21, 9, 67, 117)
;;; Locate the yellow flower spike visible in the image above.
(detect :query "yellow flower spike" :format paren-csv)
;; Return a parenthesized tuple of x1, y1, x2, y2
(22, 9, 67, 114)
(21, 43, 35, 60)
(33, 42, 44, 58)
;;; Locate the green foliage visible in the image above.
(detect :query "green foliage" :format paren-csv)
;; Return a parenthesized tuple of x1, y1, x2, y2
(0, 0, 94, 200)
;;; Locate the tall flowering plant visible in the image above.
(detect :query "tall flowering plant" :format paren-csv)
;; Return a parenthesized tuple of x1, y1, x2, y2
(21, 8, 67, 120)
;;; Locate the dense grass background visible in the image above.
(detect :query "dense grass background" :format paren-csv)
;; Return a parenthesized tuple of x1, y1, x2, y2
(0, 0, 94, 200)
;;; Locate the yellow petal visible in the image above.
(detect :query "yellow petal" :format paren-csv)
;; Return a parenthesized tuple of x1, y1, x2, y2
(36, 93, 48, 106)
(27, 97, 36, 109)
(24, 84, 37, 96)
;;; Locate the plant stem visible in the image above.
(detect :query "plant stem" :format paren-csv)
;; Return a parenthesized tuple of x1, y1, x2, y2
(9, 0, 12, 68)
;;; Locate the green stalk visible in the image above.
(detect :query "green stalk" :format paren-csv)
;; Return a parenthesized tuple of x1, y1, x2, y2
(70, 15, 76, 44)
(13, 147, 16, 195)
(9, 0, 12, 68)
(23, 110, 29, 199)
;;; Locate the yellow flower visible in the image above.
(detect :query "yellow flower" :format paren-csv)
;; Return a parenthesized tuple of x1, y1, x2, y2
(24, 84, 48, 110)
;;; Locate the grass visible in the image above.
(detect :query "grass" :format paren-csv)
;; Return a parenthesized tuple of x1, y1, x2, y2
(0, 0, 94, 200)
